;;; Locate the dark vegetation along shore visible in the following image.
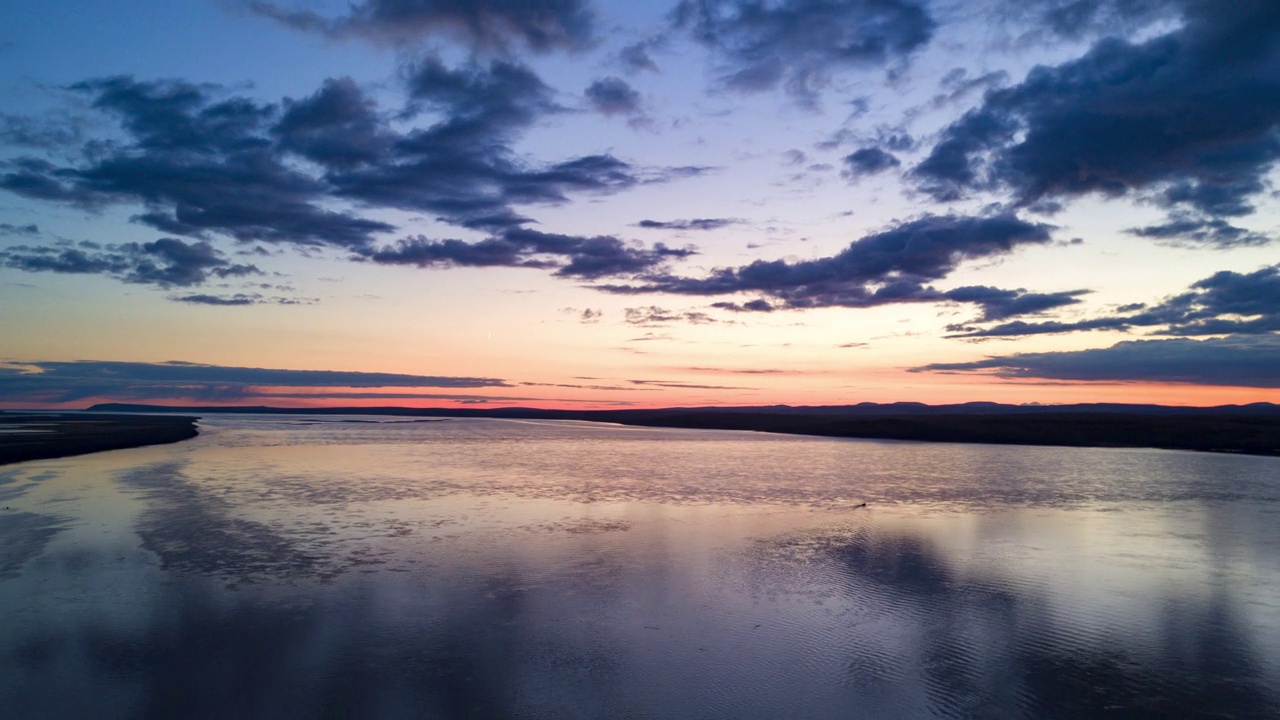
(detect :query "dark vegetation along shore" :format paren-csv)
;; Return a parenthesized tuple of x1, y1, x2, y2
(0, 413, 200, 466)
(89, 402, 1280, 458)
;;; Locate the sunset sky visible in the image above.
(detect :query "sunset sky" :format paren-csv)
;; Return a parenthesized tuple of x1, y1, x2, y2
(1, 0, 1277, 409)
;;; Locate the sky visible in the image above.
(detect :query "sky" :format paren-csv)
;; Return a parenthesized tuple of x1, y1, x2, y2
(0, 0, 1278, 409)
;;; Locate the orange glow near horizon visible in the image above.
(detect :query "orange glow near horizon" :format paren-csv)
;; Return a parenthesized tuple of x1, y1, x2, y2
(4, 379, 1276, 412)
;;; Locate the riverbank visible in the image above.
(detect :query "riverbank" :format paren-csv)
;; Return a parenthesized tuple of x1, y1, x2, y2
(610, 411, 1280, 457)
(0, 413, 200, 466)
(85, 403, 1280, 457)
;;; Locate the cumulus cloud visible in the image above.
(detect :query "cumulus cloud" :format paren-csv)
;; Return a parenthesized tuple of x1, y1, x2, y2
(0, 76, 393, 248)
(584, 76, 643, 117)
(0, 360, 512, 404)
(671, 0, 935, 106)
(913, 1, 1280, 247)
(913, 335, 1280, 388)
(246, 0, 596, 53)
(951, 264, 1280, 338)
(942, 285, 1089, 322)
(0, 65, 705, 291)
(600, 214, 1055, 313)
(0, 238, 261, 288)
(842, 147, 901, 177)
(366, 228, 695, 279)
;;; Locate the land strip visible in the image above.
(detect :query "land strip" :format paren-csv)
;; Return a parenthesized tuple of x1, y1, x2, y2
(0, 413, 200, 466)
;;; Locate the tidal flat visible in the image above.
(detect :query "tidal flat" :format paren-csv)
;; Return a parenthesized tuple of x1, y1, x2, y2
(1, 415, 1278, 718)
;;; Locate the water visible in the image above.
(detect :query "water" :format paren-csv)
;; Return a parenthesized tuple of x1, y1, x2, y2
(1, 415, 1278, 718)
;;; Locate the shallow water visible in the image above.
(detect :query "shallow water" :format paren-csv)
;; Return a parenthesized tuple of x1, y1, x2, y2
(1, 415, 1278, 718)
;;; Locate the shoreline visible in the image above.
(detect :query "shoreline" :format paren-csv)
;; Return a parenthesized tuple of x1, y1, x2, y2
(607, 411, 1280, 457)
(0, 413, 200, 466)
(80, 404, 1280, 458)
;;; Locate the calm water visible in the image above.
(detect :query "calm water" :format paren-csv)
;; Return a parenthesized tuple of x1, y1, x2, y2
(1, 416, 1278, 719)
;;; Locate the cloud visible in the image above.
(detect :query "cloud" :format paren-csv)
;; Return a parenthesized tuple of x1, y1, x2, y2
(0, 112, 86, 149)
(1009, 0, 1171, 41)
(913, 2, 1280, 247)
(274, 77, 393, 172)
(366, 228, 695, 279)
(0, 222, 38, 237)
(0, 238, 261, 288)
(600, 214, 1054, 312)
(623, 306, 718, 325)
(628, 379, 750, 390)
(712, 299, 776, 312)
(246, 0, 596, 53)
(913, 335, 1280, 388)
(0, 360, 511, 404)
(635, 218, 739, 231)
(951, 263, 1280, 338)
(618, 38, 662, 73)
(172, 293, 315, 306)
(671, 0, 935, 106)
(0, 76, 394, 248)
(1126, 215, 1270, 248)
(842, 147, 901, 177)
(327, 58, 701, 228)
(0, 65, 706, 289)
(584, 76, 643, 117)
(941, 285, 1089, 322)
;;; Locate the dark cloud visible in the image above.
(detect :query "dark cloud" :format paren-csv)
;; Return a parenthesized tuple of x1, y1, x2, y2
(618, 38, 662, 73)
(1016, 0, 1171, 41)
(246, 0, 596, 53)
(0, 360, 511, 404)
(275, 77, 392, 171)
(635, 218, 739, 231)
(941, 285, 1089, 321)
(914, 2, 1280, 247)
(0, 238, 261, 288)
(1126, 216, 1270, 248)
(623, 306, 717, 325)
(0, 77, 394, 248)
(712, 299, 777, 312)
(914, 335, 1280, 388)
(600, 214, 1054, 312)
(672, 0, 935, 106)
(0, 112, 86, 150)
(952, 264, 1280, 338)
(0, 66, 704, 290)
(366, 228, 696, 280)
(172, 293, 314, 306)
(172, 293, 262, 306)
(326, 58, 699, 227)
(584, 77, 643, 117)
(842, 147, 901, 177)
(0, 222, 38, 237)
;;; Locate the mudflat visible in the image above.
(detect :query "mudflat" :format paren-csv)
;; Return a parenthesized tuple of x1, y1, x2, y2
(0, 413, 199, 466)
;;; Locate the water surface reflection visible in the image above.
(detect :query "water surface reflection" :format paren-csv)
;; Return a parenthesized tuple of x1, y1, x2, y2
(0, 417, 1277, 718)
